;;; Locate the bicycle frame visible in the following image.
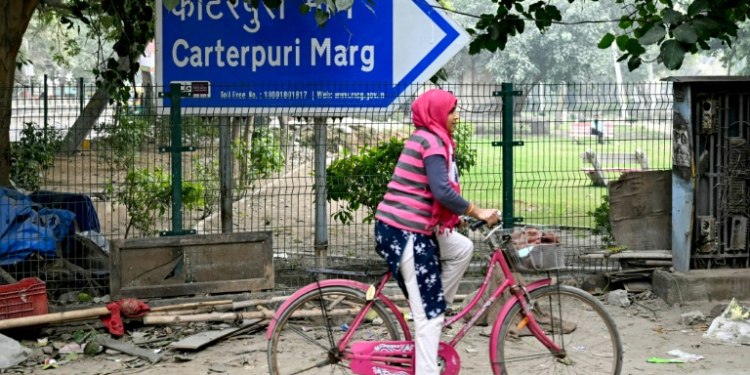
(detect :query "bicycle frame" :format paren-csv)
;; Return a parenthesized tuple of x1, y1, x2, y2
(266, 245, 567, 375)
(337, 247, 564, 369)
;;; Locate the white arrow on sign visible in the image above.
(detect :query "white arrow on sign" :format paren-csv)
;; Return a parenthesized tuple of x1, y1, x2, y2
(393, 0, 469, 87)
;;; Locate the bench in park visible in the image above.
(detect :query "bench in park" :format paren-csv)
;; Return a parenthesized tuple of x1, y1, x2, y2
(570, 122, 614, 144)
(580, 149, 649, 186)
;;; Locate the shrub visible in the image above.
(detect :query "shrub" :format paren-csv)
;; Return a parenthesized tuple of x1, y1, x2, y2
(111, 167, 204, 237)
(11, 122, 62, 191)
(587, 195, 615, 247)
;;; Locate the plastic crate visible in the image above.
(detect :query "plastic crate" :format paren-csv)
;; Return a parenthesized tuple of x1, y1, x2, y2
(0, 277, 48, 320)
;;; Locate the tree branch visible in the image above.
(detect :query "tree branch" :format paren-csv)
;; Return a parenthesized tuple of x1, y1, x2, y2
(41, 0, 69, 11)
(416, 0, 635, 25)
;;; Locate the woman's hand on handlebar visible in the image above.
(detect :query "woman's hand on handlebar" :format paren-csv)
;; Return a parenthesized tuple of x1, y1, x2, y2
(472, 207, 501, 226)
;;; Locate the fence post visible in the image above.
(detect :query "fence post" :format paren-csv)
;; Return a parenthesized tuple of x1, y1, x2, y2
(219, 116, 234, 233)
(492, 83, 524, 228)
(43, 74, 48, 133)
(158, 83, 196, 236)
(79, 77, 84, 114)
(313, 117, 328, 272)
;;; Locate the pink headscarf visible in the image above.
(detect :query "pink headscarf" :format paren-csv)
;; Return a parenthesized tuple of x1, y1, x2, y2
(411, 89, 460, 232)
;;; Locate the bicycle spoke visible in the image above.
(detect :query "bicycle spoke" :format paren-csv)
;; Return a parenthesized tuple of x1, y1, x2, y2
(499, 352, 553, 363)
(497, 285, 622, 375)
(287, 359, 347, 375)
(286, 324, 332, 353)
(268, 286, 401, 375)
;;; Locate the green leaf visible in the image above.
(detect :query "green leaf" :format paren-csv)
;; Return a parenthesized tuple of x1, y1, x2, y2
(299, 4, 311, 15)
(516, 19, 525, 34)
(627, 56, 642, 71)
(687, 0, 708, 16)
(546, 6, 562, 21)
(673, 23, 698, 43)
(598, 33, 615, 49)
(83, 340, 100, 356)
(73, 330, 90, 345)
(638, 26, 665, 45)
(615, 35, 630, 51)
(336, 0, 354, 11)
(314, 9, 329, 27)
(662, 8, 683, 25)
(625, 39, 646, 55)
(163, 0, 180, 11)
(691, 17, 720, 38)
(488, 24, 500, 40)
(660, 39, 686, 69)
(618, 15, 632, 29)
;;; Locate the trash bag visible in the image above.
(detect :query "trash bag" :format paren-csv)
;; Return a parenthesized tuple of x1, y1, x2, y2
(0, 333, 31, 369)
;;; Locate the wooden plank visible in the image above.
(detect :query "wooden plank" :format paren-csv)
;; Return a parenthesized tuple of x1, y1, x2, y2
(117, 279, 273, 299)
(110, 232, 273, 299)
(609, 171, 672, 251)
(579, 250, 672, 260)
(170, 319, 261, 350)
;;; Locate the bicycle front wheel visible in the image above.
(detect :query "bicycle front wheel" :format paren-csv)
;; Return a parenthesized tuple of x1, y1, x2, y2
(496, 284, 623, 375)
(268, 286, 402, 375)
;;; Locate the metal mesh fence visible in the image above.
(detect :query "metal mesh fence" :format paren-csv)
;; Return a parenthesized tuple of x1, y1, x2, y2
(1, 80, 672, 296)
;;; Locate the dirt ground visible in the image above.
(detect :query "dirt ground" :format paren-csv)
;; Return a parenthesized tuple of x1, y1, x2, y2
(4, 295, 747, 375)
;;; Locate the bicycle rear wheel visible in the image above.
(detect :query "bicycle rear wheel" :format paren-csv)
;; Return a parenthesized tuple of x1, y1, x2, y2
(268, 286, 402, 375)
(496, 284, 623, 375)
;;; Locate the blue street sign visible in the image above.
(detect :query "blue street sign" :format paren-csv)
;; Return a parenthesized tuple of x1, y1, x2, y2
(156, 0, 469, 114)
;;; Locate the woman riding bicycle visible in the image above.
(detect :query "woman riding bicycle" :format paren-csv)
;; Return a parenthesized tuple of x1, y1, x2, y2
(374, 88, 500, 375)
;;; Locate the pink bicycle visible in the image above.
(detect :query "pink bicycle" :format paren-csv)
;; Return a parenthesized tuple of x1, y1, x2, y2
(266, 221, 623, 374)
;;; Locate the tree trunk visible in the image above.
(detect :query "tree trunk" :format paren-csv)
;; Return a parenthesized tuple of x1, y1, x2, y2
(0, 0, 40, 186)
(59, 56, 129, 156)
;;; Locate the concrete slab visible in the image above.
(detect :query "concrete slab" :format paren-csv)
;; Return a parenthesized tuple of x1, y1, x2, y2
(652, 269, 750, 305)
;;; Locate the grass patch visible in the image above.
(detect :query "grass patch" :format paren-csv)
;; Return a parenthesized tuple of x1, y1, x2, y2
(460, 133, 670, 227)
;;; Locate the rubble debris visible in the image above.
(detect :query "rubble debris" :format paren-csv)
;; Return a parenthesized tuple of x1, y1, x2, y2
(208, 362, 228, 373)
(95, 336, 162, 364)
(679, 311, 706, 326)
(666, 349, 704, 362)
(170, 319, 261, 350)
(704, 298, 750, 345)
(608, 289, 631, 308)
(42, 358, 59, 369)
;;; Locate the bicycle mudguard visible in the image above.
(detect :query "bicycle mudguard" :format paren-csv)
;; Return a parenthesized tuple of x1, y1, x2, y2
(349, 341, 460, 375)
(488, 278, 552, 374)
(265, 279, 410, 340)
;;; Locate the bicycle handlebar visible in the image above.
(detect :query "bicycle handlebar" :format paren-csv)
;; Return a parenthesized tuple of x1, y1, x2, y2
(469, 220, 487, 230)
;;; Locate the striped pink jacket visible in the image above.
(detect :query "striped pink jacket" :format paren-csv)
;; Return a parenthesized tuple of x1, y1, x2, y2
(375, 129, 448, 235)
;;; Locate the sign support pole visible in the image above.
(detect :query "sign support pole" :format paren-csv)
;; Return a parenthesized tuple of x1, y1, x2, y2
(314, 117, 328, 275)
(220, 116, 234, 233)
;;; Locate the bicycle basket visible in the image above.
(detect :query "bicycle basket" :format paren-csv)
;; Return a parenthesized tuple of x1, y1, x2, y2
(503, 226, 566, 272)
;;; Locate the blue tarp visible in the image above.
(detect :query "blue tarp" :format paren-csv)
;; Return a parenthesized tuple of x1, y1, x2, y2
(28, 191, 101, 232)
(0, 187, 76, 266)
